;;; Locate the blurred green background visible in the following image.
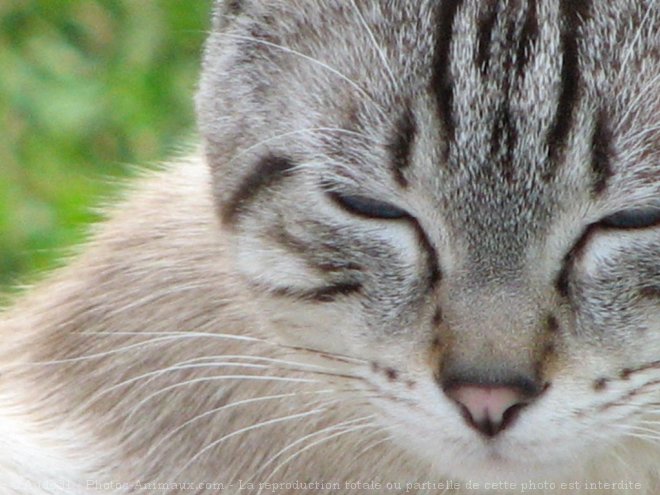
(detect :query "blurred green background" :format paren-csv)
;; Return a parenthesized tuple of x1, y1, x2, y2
(0, 0, 211, 292)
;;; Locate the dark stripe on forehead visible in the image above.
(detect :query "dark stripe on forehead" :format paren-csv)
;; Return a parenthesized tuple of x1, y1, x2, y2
(491, 103, 517, 182)
(489, 2, 519, 182)
(387, 107, 417, 187)
(590, 108, 614, 195)
(476, 0, 499, 73)
(431, 0, 463, 158)
(546, 0, 591, 171)
(516, 0, 538, 74)
(222, 154, 296, 224)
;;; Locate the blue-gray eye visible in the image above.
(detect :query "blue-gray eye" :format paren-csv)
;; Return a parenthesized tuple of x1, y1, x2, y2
(329, 192, 408, 220)
(600, 206, 660, 230)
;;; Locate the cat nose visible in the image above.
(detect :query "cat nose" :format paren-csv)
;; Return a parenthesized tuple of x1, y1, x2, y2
(445, 384, 535, 437)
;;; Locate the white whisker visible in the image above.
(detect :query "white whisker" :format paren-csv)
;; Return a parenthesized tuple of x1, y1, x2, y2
(256, 422, 377, 494)
(354, 430, 392, 459)
(87, 361, 276, 407)
(250, 414, 376, 483)
(173, 408, 327, 481)
(77, 331, 368, 365)
(172, 354, 342, 373)
(82, 330, 268, 344)
(125, 374, 321, 426)
(617, 70, 660, 133)
(618, 4, 654, 81)
(349, 1, 397, 87)
(27, 335, 200, 366)
(216, 33, 392, 126)
(226, 127, 379, 167)
(147, 389, 343, 458)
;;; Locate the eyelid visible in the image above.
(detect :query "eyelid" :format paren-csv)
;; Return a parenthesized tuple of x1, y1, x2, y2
(327, 191, 409, 220)
(599, 206, 660, 230)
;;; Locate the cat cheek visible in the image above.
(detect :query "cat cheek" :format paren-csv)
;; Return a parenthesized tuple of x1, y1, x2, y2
(575, 234, 626, 277)
(233, 236, 318, 289)
(576, 231, 658, 281)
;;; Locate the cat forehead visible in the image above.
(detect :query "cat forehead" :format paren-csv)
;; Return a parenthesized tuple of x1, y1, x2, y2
(216, 0, 658, 59)
(204, 1, 658, 224)
(211, 1, 657, 166)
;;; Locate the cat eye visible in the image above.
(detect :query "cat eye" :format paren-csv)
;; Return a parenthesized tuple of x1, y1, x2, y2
(599, 206, 660, 230)
(328, 192, 409, 220)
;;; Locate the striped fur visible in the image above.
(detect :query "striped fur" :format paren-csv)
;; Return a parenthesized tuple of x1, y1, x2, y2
(0, 1, 657, 493)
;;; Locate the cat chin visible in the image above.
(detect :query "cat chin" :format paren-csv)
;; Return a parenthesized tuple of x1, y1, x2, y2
(418, 437, 655, 489)
(448, 442, 660, 491)
(392, 428, 582, 485)
(432, 454, 576, 486)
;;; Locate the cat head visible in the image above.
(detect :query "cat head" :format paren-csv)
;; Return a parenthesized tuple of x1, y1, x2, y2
(197, 0, 659, 483)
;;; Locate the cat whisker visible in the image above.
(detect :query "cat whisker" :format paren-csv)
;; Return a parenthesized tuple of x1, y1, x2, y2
(100, 283, 214, 317)
(147, 388, 353, 458)
(256, 421, 378, 494)
(88, 361, 277, 407)
(79, 330, 370, 367)
(25, 335, 218, 366)
(592, 435, 638, 480)
(174, 354, 357, 375)
(249, 413, 377, 483)
(609, 423, 660, 444)
(172, 407, 329, 481)
(226, 127, 380, 168)
(82, 330, 269, 344)
(215, 33, 393, 126)
(610, 400, 660, 406)
(281, 344, 368, 365)
(617, 432, 660, 444)
(616, 424, 660, 436)
(104, 359, 365, 409)
(152, 355, 366, 383)
(617, 3, 656, 82)
(353, 428, 393, 459)
(28, 330, 277, 366)
(125, 374, 323, 426)
(349, 1, 397, 87)
(637, 419, 660, 426)
(618, 70, 660, 133)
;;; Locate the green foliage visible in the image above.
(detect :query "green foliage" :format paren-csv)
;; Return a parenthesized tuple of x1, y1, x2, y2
(0, 0, 211, 289)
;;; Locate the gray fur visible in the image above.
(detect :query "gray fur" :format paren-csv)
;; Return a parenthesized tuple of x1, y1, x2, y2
(198, 0, 659, 486)
(0, 1, 657, 493)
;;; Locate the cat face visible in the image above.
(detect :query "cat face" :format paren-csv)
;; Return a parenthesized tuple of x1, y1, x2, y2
(197, 0, 659, 483)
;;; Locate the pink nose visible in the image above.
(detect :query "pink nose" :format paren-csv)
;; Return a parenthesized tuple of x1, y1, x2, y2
(446, 385, 527, 437)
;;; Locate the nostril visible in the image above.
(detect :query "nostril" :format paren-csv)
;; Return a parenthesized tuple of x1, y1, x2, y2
(500, 401, 527, 430)
(445, 385, 533, 437)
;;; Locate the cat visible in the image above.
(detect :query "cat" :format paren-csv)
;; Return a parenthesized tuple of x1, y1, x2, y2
(0, 1, 658, 494)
